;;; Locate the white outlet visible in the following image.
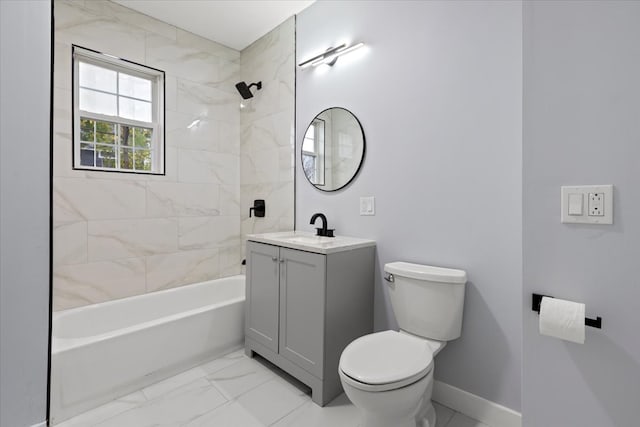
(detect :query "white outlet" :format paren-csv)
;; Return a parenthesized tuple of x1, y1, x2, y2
(588, 193, 604, 216)
(561, 185, 613, 225)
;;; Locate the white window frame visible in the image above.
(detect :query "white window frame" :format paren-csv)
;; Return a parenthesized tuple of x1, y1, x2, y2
(302, 118, 325, 186)
(72, 45, 165, 174)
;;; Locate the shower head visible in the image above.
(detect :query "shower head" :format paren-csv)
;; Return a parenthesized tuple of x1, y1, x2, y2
(235, 81, 262, 99)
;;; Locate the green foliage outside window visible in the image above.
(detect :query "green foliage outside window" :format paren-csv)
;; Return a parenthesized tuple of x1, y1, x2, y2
(80, 118, 152, 171)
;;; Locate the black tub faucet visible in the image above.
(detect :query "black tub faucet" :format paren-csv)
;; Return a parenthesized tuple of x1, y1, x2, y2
(310, 213, 334, 237)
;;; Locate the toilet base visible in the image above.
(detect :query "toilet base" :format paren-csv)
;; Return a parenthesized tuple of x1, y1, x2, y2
(340, 368, 437, 427)
(416, 401, 436, 427)
(358, 401, 436, 427)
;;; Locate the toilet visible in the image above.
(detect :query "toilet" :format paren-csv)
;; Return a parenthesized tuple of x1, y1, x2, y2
(339, 262, 467, 427)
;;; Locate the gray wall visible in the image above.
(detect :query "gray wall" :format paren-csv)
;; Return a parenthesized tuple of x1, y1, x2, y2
(523, 1, 640, 426)
(296, 1, 523, 411)
(0, 1, 52, 426)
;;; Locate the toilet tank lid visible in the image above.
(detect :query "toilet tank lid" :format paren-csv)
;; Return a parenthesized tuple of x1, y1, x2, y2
(385, 262, 467, 284)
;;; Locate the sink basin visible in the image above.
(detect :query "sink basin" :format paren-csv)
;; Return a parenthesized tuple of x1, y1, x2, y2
(247, 231, 375, 254)
(283, 235, 335, 246)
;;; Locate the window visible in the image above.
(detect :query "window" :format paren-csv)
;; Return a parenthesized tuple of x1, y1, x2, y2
(302, 119, 325, 185)
(72, 46, 165, 174)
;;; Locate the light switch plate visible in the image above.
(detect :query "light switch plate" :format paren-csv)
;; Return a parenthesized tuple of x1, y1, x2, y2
(561, 185, 613, 224)
(568, 193, 583, 216)
(360, 196, 375, 216)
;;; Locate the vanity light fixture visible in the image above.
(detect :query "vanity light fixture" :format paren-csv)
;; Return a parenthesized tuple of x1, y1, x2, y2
(298, 42, 365, 69)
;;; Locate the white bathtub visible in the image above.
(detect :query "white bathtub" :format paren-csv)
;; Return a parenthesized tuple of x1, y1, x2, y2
(50, 275, 245, 425)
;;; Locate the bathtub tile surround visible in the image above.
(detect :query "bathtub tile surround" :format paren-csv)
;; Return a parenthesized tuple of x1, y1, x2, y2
(53, 0, 295, 311)
(54, 258, 146, 309)
(53, 0, 246, 311)
(57, 349, 486, 427)
(53, 0, 295, 310)
(240, 16, 295, 256)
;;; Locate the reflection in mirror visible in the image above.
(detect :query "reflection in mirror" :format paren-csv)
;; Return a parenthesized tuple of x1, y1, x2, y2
(302, 107, 365, 192)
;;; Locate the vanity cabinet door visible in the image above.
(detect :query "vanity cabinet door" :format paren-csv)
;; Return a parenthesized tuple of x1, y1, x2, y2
(278, 248, 326, 378)
(246, 242, 281, 353)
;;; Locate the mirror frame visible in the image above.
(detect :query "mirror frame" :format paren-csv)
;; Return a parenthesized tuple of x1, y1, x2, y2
(301, 106, 366, 192)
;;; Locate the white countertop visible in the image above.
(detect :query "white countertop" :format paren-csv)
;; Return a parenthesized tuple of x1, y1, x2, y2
(246, 231, 376, 254)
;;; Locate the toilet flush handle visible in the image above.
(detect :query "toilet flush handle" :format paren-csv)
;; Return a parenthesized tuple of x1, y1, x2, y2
(384, 273, 394, 283)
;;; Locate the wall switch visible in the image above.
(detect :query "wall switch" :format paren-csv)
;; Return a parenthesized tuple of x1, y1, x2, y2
(588, 193, 604, 216)
(561, 185, 613, 224)
(568, 193, 583, 216)
(360, 196, 375, 216)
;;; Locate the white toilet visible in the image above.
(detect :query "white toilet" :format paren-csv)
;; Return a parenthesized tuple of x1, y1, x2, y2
(339, 261, 467, 427)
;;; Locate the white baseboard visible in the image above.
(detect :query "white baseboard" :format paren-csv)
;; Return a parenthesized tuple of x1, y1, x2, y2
(432, 380, 522, 427)
(30, 422, 47, 427)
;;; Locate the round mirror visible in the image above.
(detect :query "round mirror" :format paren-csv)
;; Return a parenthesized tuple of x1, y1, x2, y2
(301, 107, 365, 192)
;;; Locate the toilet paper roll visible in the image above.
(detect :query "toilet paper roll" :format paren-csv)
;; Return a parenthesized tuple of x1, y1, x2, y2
(539, 297, 585, 344)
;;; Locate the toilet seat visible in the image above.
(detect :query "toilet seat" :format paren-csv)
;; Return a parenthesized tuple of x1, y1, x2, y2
(339, 330, 434, 392)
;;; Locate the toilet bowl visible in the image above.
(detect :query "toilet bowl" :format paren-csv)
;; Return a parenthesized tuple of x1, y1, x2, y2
(338, 262, 467, 427)
(339, 330, 443, 427)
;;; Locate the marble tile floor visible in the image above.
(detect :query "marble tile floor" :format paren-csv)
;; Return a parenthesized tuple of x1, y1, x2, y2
(57, 349, 491, 427)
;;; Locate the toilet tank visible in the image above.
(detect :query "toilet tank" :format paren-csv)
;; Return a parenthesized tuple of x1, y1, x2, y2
(385, 262, 467, 341)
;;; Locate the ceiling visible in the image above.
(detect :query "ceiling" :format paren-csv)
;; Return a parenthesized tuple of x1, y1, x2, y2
(113, 0, 314, 51)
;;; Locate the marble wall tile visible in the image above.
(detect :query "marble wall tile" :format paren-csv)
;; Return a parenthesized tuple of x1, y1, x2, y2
(166, 111, 220, 152)
(240, 183, 294, 222)
(176, 29, 240, 63)
(54, 87, 72, 136)
(219, 185, 240, 216)
(53, 130, 74, 179)
(146, 249, 220, 292)
(53, 258, 146, 310)
(54, 42, 72, 90)
(178, 150, 239, 184)
(178, 216, 240, 250)
(215, 59, 242, 96)
(88, 218, 178, 262)
(54, 178, 147, 224)
(241, 20, 289, 78)
(177, 79, 240, 125)
(241, 147, 280, 185)
(54, 221, 88, 266)
(51, 0, 298, 310)
(279, 146, 295, 183)
(163, 146, 179, 181)
(218, 121, 240, 155)
(278, 73, 296, 113)
(55, 1, 146, 64)
(241, 117, 280, 153)
(165, 75, 178, 112)
(219, 245, 242, 277)
(146, 34, 225, 87)
(279, 216, 295, 232)
(146, 182, 220, 217)
(265, 182, 295, 221)
(80, 0, 177, 41)
(240, 80, 280, 123)
(239, 16, 295, 250)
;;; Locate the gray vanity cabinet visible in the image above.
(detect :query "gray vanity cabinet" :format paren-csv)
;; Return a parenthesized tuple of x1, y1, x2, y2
(246, 243, 325, 375)
(245, 242, 280, 353)
(245, 238, 374, 406)
(278, 247, 325, 378)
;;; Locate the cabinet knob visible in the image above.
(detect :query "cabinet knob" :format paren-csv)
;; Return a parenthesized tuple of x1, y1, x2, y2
(279, 259, 285, 263)
(272, 257, 278, 262)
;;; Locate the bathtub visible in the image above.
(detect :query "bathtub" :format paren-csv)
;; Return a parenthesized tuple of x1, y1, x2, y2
(50, 275, 245, 425)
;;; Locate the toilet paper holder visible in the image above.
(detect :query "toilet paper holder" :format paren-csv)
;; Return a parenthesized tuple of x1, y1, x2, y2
(532, 293, 602, 329)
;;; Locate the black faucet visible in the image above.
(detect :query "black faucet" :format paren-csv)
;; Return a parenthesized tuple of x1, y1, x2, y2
(310, 213, 334, 237)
